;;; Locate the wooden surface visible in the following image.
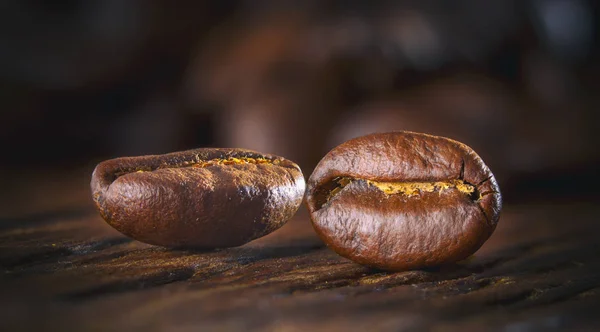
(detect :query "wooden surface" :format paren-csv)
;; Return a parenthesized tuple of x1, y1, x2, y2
(1, 171, 600, 331)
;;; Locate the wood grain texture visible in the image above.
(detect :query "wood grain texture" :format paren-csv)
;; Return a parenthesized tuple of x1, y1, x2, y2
(1, 173, 599, 331)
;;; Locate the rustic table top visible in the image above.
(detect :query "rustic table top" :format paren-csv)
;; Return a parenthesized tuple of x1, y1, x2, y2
(1, 170, 599, 331)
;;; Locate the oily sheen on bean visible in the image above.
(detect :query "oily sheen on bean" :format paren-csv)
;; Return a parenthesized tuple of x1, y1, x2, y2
(305, 132, 502, 271)
(91, 148, 305, 248)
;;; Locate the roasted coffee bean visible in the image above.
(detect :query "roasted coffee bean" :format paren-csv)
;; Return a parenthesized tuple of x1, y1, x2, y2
(305, 132, 502, 271)
(91, 148, 305, 248)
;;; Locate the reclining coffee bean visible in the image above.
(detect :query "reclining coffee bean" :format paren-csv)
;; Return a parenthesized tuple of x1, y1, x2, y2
(91, 148, 305, 248)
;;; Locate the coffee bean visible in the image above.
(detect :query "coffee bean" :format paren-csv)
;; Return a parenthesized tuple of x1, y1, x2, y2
(91, 148, 305, 248)
(305, 132, 502, 271)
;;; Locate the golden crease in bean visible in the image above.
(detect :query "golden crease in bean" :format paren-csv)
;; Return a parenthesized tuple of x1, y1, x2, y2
(191, 157, 276, 168)
(324, 177, 477, 206)
(114, 157, 278, 178)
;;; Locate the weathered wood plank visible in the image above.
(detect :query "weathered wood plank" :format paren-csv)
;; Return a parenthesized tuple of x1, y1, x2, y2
(1, 178, 599, 332)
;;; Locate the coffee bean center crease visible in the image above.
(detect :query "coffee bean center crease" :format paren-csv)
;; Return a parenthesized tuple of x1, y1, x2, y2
(321, 176, 480, 208)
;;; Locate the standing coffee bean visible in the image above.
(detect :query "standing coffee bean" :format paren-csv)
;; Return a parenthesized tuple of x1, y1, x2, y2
(91, 148, 305, 248)
(305, 132, 501, 271)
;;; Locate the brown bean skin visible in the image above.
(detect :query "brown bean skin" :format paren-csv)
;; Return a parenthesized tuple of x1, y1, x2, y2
(305, 132, 502, 271)
(91, 148, 305, 248)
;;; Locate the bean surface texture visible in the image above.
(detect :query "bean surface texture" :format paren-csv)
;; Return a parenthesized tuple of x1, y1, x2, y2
(305, 132, 501, 271)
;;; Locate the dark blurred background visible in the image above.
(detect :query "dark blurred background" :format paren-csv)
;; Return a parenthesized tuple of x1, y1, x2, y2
(1, 0, 599, 210)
